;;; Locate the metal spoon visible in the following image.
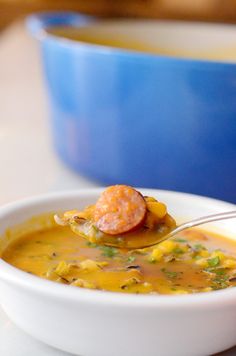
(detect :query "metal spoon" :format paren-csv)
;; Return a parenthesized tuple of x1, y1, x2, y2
(165, 210, 236, 240)
(68, 210, 236, 250)
(135, 210, 236, 249)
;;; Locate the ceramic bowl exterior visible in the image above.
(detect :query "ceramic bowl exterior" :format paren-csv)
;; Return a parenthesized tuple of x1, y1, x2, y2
(0, 189, 236, 356)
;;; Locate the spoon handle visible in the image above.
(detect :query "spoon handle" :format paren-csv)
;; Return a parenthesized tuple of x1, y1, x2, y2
(169, 210, 236, 237)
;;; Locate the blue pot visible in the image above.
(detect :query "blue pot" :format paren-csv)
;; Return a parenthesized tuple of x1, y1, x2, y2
(27, 12, 236, 202)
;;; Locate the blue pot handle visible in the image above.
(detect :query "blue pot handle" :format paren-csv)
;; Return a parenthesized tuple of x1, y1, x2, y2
(26, 11, 94, 39)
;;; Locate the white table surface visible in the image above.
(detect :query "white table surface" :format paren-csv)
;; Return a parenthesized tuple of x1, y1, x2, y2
(0, 21, 235, 356)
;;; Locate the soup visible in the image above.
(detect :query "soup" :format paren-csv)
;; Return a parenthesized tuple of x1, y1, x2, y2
(2, 224, 236, 295)
(2, 185, 236, 295)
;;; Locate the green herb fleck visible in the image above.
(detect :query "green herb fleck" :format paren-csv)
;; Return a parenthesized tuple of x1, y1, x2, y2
(211, 280, 228, 290)
(193, 255, 202, 260)
(210, 271, 229, 290)
(161, 268, 179, 279)
(127, 256, 136, 263)
(173, 247, 184, 254)
(214, 268, 226, 276)
(174, 238, 187, 243)
(193, 244, 206, 251)
(207, 256, 220, 267)
(148, 257, 156, 264)
(86, 241, 98, 248)
(214, 275, 228, 283)
(100, 246, 118, 258)
(91, 225, 99, 233)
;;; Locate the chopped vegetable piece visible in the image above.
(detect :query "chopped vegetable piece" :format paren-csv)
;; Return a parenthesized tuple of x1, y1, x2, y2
(222, 259, 236, 268)
(173, 247, 184, 254)
(161, 268, 180, 279)
(146, 200, 167, 219)
(193, 244, 206, 251)
(150, 248, 163, 262)
(55, 261, 72, 276)
(127, 255, 136, 263)
(121, 277, 141, 289)
(99, 246, 118, 258)
(79, 259, 107, 272)
(207, 256, 220, 267)
(86, 241, 98, 248)
(158, 240, 176, 253)
(71, 278, 96, 289)
(174, 238, 187, 243)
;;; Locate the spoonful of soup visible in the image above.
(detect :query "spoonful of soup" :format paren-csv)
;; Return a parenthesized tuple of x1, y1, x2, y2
(55, 185, 236, 249)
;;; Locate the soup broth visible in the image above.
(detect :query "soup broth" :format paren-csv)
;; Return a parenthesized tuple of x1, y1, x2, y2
(2, 224, 236, 295)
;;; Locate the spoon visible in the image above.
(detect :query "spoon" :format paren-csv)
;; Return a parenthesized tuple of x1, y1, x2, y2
(160, 209, 236, 243)
(69, 210, 236, 250)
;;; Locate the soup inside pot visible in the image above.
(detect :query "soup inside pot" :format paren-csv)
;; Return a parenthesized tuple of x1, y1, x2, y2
(48, 20, 236, 62)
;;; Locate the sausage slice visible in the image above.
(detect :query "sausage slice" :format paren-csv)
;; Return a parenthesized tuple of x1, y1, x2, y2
(93, 185, 147, 235)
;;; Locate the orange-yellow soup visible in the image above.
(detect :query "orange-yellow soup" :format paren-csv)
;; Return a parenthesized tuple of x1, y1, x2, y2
(2, 225, 236, 295)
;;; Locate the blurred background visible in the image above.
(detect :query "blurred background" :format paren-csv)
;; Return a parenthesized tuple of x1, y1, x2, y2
(0, 0, 236, 28)
(2, 0, 236, 30)
(1, 0, 236, 206)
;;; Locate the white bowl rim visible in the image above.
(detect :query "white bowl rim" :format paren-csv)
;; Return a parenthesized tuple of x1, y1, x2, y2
(0, 188, 236, 310)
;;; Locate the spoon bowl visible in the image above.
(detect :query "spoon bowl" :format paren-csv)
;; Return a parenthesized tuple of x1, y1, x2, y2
(69, 210, 236, 249)
(69, 218, 173, 249)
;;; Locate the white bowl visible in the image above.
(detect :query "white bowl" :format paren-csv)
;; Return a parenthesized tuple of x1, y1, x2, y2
(0, 188, 236, 356)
